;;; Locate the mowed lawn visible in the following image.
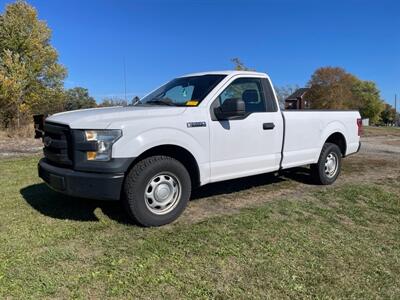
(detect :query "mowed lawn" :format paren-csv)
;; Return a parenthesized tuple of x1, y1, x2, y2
(1, 155, 400, 298)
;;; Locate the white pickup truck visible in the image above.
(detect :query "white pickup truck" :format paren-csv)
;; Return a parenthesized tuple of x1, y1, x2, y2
(37, 70, 361, 226)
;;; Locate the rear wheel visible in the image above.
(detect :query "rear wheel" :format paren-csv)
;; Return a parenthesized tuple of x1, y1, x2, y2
(311, 143, 342, 185)
(122, 155, 191, 227)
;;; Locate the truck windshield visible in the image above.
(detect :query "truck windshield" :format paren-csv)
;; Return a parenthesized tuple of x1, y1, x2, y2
(138, 74, 226, 107)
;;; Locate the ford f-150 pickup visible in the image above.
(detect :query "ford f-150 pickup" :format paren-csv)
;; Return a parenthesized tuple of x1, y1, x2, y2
(36, 70, 362, 226)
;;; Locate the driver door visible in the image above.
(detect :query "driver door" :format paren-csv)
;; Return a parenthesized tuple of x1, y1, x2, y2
(209, 77, 283, 182)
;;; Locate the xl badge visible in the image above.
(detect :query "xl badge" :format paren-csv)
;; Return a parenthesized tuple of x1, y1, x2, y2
(187, 121, 206, 128)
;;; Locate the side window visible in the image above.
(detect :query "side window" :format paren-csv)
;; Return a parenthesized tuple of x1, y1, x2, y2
(217, 78, 266, 113)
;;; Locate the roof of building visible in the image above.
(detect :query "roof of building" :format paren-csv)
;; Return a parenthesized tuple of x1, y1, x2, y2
(285, 88, 310, 101)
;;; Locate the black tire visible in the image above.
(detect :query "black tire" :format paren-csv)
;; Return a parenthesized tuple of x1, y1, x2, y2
(122, 155, 191, 227)
(310, 143, 342, 185)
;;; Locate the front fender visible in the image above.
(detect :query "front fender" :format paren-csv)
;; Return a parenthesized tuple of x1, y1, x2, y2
(112, 126, 210, 183)
(114, 127, 207, 160)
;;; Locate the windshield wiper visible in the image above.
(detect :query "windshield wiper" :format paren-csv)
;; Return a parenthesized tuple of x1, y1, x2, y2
(146, 99, 178, 106)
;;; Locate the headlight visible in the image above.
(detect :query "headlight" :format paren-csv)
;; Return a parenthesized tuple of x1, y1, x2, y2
(84, 129, 122, 161)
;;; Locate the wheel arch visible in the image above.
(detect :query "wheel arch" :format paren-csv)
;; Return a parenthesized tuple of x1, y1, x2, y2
(127, 144, 201, 188)
(324, 132, 347, 156)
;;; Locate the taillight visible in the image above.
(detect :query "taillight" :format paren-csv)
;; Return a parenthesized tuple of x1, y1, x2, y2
(357, 118, 363, 136)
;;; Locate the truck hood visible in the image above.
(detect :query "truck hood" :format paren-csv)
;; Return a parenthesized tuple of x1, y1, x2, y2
(46, 106, 187, 129)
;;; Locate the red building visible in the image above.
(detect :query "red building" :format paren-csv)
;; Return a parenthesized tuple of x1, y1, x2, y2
(285, 88, 310, 110)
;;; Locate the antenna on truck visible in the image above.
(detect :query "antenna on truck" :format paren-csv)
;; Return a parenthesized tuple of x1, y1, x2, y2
(123, 57, 128, 102)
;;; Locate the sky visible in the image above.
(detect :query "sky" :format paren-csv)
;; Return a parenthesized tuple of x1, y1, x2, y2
(1, 0, 399, 106)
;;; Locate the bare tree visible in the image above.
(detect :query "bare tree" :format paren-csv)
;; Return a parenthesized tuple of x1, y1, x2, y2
(230, 58, 255, 71)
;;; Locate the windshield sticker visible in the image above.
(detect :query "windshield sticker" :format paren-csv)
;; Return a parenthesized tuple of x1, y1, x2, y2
(186, 100, 199, 106)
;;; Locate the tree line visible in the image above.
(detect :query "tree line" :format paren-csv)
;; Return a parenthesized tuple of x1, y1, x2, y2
(0, 1, 138, 131)
(232, 59, 398, 125)
(0, 2, 397, 134)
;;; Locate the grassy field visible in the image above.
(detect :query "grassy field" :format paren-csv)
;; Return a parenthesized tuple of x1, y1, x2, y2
(1, 153, 399, 299)
(362, 126, 400, 137)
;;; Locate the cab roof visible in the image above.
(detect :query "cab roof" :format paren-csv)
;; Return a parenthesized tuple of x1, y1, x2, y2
(180, 70, 268, 78)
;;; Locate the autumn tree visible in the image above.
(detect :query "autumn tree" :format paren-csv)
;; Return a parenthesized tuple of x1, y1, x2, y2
(0, 50, 28, 127)
(306, 67, 358, 109)
(306, 67, 384, 123)
(98, 97, 127, 107)
(65, 87, 97, 111)
(0, 1, 66, 128)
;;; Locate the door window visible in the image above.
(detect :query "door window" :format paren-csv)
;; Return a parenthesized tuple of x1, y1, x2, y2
(217, 78, 266, 113)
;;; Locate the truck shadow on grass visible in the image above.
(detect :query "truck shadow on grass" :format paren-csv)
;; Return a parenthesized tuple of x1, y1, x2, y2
(281, 167, 316, 185)
(191, 167, 314, 200)
(20, 183, 132, 224)
(20, 167, 314, 224)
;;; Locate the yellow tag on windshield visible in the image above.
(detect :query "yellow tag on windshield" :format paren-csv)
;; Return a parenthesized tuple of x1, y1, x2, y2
(186, 100, 199, 106)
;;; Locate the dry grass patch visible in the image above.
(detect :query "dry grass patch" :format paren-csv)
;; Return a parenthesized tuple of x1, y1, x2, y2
(363, 126, 400, 137)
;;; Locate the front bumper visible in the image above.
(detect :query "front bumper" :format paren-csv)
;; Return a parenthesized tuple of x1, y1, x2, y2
(38, 158, 124, 200)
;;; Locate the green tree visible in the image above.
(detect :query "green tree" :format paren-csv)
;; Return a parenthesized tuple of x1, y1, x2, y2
(65, 87, 97, 111)
(380, 103, 396, 125)
(351, 80, 384, 124)
(0, 0, 66, 127)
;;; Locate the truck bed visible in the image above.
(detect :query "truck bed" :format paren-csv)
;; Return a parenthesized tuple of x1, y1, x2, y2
(281, 110, 361, 169)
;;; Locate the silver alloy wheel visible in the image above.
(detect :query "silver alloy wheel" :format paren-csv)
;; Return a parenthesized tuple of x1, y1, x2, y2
(144, 172, 181, 215)
(324, 152, 339, 178)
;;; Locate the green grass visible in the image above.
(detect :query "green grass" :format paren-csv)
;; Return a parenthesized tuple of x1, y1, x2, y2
(1, 156, 400, 299)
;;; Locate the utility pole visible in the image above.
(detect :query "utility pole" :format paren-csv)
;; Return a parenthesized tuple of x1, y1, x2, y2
(395, 94, 398, 126)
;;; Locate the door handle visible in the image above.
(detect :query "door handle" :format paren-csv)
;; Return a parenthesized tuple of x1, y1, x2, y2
(263, 122, 275, 130)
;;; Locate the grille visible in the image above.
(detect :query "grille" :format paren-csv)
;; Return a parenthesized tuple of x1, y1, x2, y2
(43, 122, 73, 166)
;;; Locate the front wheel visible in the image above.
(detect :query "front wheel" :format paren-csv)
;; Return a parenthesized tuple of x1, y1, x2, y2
(122, 155, 191, 227)
(311, 143, 342, 185)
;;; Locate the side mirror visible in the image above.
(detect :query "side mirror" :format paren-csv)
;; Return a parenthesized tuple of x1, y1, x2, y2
(214, 98, 246, 120)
